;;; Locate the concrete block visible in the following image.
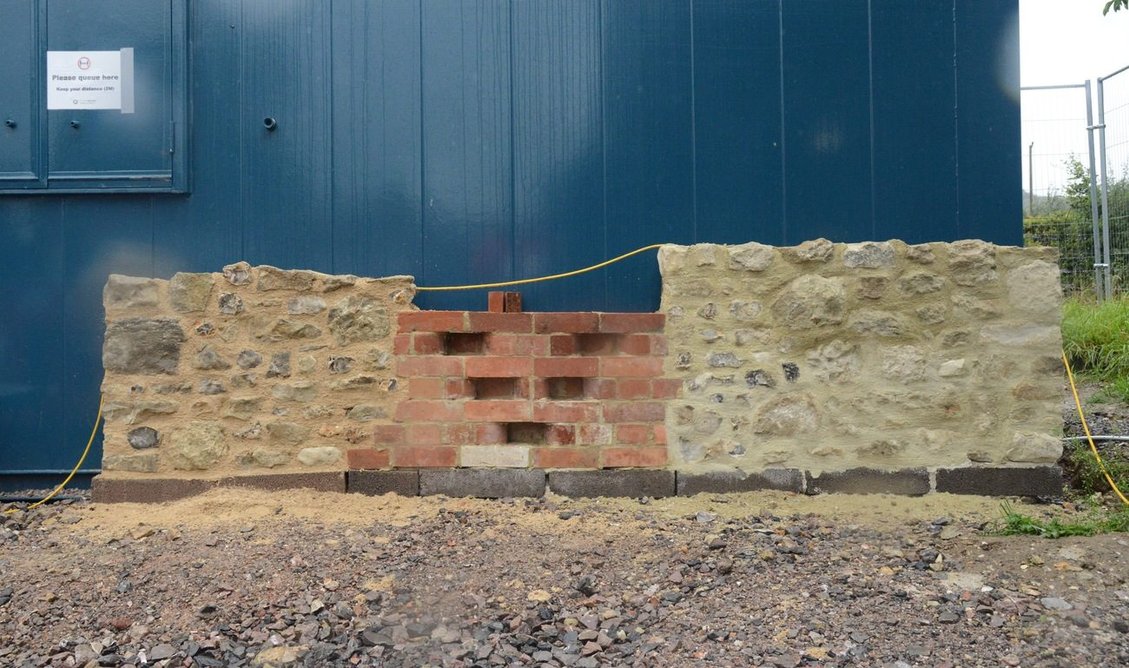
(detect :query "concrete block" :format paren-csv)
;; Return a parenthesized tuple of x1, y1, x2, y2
(347, 470, 420, 497)
(677, 468, 804, 496)
(805, 468, 930, 496)
(935, 466, 1063, 497)
(91, 476, 213, 503)
(549, 469, 675, 498)
(217, 471, 346, 493)
(420, 469, 546, 498)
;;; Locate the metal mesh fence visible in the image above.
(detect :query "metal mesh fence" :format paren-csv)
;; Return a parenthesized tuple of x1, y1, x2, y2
(1100, 68, 1129, 296)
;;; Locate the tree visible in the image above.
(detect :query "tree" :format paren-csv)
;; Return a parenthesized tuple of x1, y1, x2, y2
(1105, 0, 1128, 15)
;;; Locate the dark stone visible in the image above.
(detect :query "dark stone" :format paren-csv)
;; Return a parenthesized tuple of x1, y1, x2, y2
(549, 470, 676, 498)
(935, 466, 1063, 497)
(746, 369, 775, 388)
(218, 292, 244, 315)
(782, 362, 800, 382)
(420, 469, 546, 498)
(195, 322, 216, 337)
(805, 468, 930, 496)
(103, 318, 186, 375)
(267, 352, 291, 378)
(217, 472, 346, 493)
(328, 356, 353, 374)
(127, 426, 160, 450)
(677, 469, 804, 496)
(348, 470, 420, 497)
(237, 350, 262, 369)
(199, 379, 226, 395)
(194, 345, 231, 370)
(91, 476, 213, 503)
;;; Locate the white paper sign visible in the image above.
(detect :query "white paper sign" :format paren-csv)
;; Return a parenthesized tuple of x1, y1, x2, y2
(47, 51, 123, 110)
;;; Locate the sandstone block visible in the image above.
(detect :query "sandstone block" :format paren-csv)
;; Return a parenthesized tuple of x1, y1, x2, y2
(1006, 260, 1063, 317)
(168, 422, 228, 470)
(169, 272, 214, 313)
(272, 382, 317, 402)
(257, 265, 316, 291)
(267, 422, 312, 446)
(328, 296, 391, 344)
(288, 295, 327, 315)
(780, 238, 834, 263)
(104, 275, 160, 309)
(753, 394, 819, 435)
(949, 240, 997, 286)
(880, 345, 927, 383)
(257, 319, 322, 341)
(727, 242, 776, 272)
(898, 272, 945, 295)
(103, 318, 186, 375)
(103, 453, 159, 473)
(843, 241, 894, 268)
(297, 446, 341, 466)
(771, 275, 846, 329)
(222, 396, 262, 420)
(1006, 432, 1062, 463)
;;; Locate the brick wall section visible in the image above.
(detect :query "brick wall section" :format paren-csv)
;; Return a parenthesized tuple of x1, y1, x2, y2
(348, 311, 672, 469)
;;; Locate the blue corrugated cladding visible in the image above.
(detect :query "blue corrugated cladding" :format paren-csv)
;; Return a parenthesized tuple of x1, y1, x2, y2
(0, 0, 1020, 482)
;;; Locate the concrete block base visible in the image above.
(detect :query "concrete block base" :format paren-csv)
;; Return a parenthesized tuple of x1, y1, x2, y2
(936, 466, 1063, 497)
(548, 469, 675, 498)
(347, 470, 420, 497)
(677, 469, 804, 496)
(806, 468, 930, 496)
(420, 469, 546, 498)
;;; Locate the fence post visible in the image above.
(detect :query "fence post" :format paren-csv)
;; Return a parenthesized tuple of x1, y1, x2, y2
(1085, 80, 1105, 300)
(1097, 76, 1114, 301)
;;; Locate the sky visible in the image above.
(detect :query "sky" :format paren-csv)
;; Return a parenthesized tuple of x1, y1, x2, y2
(1020, 0, 1129, 198)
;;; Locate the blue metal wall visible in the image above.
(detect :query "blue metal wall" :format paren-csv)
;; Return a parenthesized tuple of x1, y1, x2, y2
(0, 0, 1020, 484)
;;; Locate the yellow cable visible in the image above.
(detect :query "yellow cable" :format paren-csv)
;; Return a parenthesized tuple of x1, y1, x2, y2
(3, 394, 103, 514)
(1062, 352, 1129, 507)
(415, 243, 666, 292)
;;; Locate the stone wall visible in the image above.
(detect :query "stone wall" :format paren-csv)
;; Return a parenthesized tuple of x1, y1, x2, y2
(658, 239, 1064, 476)
(100, 263, 415, 476)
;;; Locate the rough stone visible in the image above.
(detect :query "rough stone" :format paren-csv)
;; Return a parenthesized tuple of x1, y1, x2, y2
(257, 265, 316, 291)
(258, 319, 322, 341)
(771, 275, 846, 329)
(296, 354, 317, 374)
(949, 240, 997, 286)
(222, 261, 253, 286)
(880, 345, 927, 383)
(858, 276, 889, 299)
(420, 469, 546, 498)
(906, 244, 936, 264)
(805, 340, 859, 383)
(267, 422, 313, 446)
(1006, 432, 1063, 463)
(103, 453, 159, 473)
(781, 238, 834, 263)
(169, 272, 214, 313)
(346, 405, 385, 421)
(288, 295, 327, 315)
(328, 356, 353, 374)
(727, 242, 776, 272)
(806, 468, 930, 495)
(753, 394, 819, 435)
(322, 274, 358, 292)
(898, 272, 945, 295)
(843, 241, 894, 268)
(247, 448, 289, 468)
(218, 292, 244, 315)
(127, 426, 160, 449)
(1006, 260, 1063, 317)
(936, 466, 1063, 496)
(222, 397, 262, 420)
(267, 352, 291, 378)
(849, 310, 906, 337)
(549, 470, 675, 498)
(915, 304, 947, 324)
(979, 324, 1060, 347)
(193, 345, 231, 371)
(676, 469, 804, 495)
(104, 275, 160, 309)
(328, 296, 391, 344)
(198, 379, 226, 395)
(297, 446, 341, 466)
(103, 318, 186, 375)
(167, 422, 228, 470)
(272, 382, 317, 403)
(707, 352, 743, 368)
(347, 470, 419, 496)
(728, 301, 763, 321)
(938, 359, 967, 377)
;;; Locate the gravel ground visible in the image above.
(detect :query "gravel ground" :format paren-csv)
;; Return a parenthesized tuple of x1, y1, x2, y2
(2, 486, 1129, 668)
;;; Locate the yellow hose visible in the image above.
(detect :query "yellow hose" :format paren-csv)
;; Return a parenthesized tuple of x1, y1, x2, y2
(415, 243, 665, 292)
(3, 394, 103, 514)
(1062, 352, 1129, 507)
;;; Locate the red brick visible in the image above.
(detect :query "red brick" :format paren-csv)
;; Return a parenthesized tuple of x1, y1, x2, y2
(488, 291, 505, 313)
(464, 400, 531, 422)
(504, 292, 523, 313)
(447, 378, 475, 398)
(394, 400, 462, 422)
(392, 445, 457, 468)
(533, 312, 599, 334)
(476, 423, 508, 445)
(616, 379, 653, 400)
(372, 425, 405, 445)
(533, 401, 599, 423)
(601, 446, 668, 468)
(347, 448, 390, 470)
(407, 377, 445, 399)
(618, 334, 653, 355)
(578, 424, 613, 445)
(615, 424, 652, 445)
(443, 423, 475, 445)
(397, 355, 464, 377)
(406, 423, 443, 445)
(599, 312, 665, 333)
(546, 424, 576, 446)
(652, 378, 682, 399)
(602, 357, 664, 378)
(546, 377, 586, 400)
(468, 312, 533, 333)
(466, 356, 533, 378)
(653, 424, 668, 445)
(549, 334, 577, 355)
(603, 402, 665, 423)
(413, 332, 446, 354)
(582, 378, 616, 399)
(576, 333, 618, 355)
(533, 447, 599, 469)
(398, 311, 466, 332)
(534, 357, 598, 378)
(486, 333, 549, 356)
(393, 334, 411, 355)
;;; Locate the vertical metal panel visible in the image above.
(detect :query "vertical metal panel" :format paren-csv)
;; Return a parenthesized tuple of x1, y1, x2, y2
(239, 0, 334, 271)
(781, 0, 873, 243)
(419, 0, 513, 311)
(871, 0, 958, 242)
(331, 0, 423, 279)
(955, 0, 1021, 243)
(602, 0, 695, 311)
(0, 0, 42, 185)
(510, 0, 605, 311)
(691, 0, 783, 244)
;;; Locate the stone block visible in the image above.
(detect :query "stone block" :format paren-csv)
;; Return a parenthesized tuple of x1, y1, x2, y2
(548, 469, 675, 498)
(936, 466, 1063, 497)
(103, 318, 186, 375)
(104, 275, 160, 309)
(328, 296, 391, 344)
(677, 469, 804, 496)
(217, 471, 346, 493)
(91, 476, 213, 503)
(805, 468, 930, 496)
(169, 272, 214, 313)
(348, 470, 420, 496)
(420, 469, 546, 498)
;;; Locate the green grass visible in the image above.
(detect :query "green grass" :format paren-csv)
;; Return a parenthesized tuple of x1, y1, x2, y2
(996, 501, 1129, 538)
(1062, 296, 1129, 402)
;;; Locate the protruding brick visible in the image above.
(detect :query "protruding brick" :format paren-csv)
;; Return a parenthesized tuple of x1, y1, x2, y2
(618, 334, 654, 355)
(372, 424, 405, 445)
(533, 400, 599, 423)
(936, 466, 1063, 496)
(476, 422, 508, 445)
(534, 312, 600, 333)
(406, 423, 443, 445)
(576, 333, 618, 355)
(466, 356, 533, 378)
(397, 355, 464, 377)
(460, 445, 530, 468)
(488, 291, 505, 313)
(413, 332, 446, 354)
(549, 469, 675, 498)
(599, 312, 664, 333)
(652, 378, 681, 399)
(806, 468, 930, 496)
(602, 446, 668, 468)
(616, 379, 653, 399)
(398, 311, 466, 332)
(577, 423, 613, 445)
(468, 312, 533, 333)
(603, 402, 665, 423)
(677, 469, 804, 495)
(583, 378, 616, 399)
(443, 423, 475, 445)
(533, 447, 599, 469)
(420, 469, 545, 498)
(534, 357, 598, 377)
(486, 333, 548, 356)
(347, 448, 391, 470)
(407, 377, 445, 399)
(550, 334, 577, 356)
(504, 292, 523, 313)
(394, 400, 462, 422)
(348, 470, 419, 496)
(392, 445, 458, 468)
(464, 399, 531, 422)
(615, 424, 652, 445)
(546, 424, 576, 446)
(602, 357, 664, 378)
